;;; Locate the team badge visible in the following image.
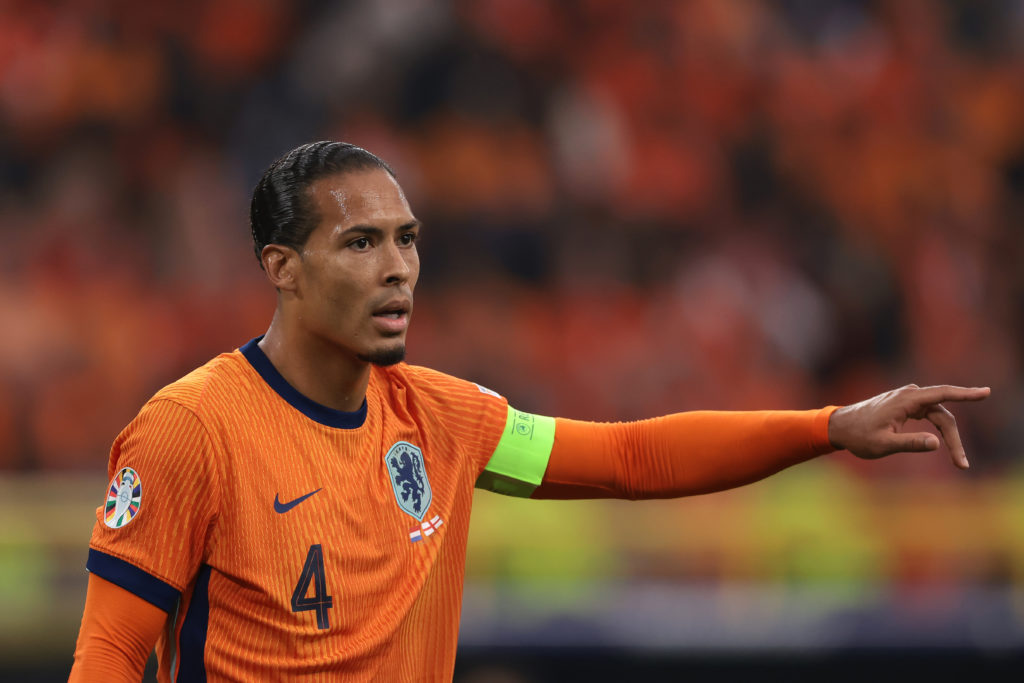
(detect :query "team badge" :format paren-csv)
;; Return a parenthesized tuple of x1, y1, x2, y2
(384, 441, 432, 521)
(104, 467, 142, 529)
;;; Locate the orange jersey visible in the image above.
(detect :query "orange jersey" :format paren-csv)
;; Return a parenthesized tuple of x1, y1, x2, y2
(86, 337, 508, 681)
(84, 338, 837, 682)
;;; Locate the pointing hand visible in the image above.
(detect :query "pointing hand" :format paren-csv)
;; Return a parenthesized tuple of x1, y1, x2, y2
(827, 384, 991, 469)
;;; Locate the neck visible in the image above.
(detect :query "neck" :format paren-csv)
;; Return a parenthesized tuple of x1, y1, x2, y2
(258, 313, 370, 413)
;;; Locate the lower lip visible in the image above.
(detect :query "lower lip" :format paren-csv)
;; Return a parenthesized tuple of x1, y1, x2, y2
(372, 313, 409, 334)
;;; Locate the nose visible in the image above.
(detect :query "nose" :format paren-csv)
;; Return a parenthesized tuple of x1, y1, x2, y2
(381, 240, 412, 285)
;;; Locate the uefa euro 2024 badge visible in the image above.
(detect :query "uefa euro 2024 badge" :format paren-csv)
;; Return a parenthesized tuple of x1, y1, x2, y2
(104, 467, 142, 529)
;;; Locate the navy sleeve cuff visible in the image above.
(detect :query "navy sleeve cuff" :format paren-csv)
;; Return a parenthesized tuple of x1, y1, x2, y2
(87, 548, 181, 613)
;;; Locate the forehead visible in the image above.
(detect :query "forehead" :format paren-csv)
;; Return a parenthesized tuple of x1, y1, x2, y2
(308, 169, 413, 228)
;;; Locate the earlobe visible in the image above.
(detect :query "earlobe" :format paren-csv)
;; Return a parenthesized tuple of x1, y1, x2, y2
(262, 245, 299, 291)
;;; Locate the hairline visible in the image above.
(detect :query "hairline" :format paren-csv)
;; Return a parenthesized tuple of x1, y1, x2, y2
(273, 164, 400, 254)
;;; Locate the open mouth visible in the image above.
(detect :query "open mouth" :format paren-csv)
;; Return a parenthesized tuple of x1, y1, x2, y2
(372, 301, 410, 318)
(371, 299, 411, 333)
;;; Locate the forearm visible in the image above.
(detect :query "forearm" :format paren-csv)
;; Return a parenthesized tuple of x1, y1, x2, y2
(69, 574, 166, 682)
(532, 408, 837, 500)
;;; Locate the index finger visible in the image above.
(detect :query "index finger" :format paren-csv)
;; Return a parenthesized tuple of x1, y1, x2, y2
(910, 385, 991, 406)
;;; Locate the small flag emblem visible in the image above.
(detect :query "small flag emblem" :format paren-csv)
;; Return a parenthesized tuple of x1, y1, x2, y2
(409, 515, 444, 543)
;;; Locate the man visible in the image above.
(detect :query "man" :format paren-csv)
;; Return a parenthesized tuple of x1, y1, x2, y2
(70, 142, 989, 681)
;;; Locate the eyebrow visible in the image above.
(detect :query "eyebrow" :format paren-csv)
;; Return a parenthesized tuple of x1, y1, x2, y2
(338, 220, 422, 237)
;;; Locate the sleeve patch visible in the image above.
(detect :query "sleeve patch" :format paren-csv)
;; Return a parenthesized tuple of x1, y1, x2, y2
(104, 467, 143, 529)
(475, 406, 555, 498)
(474, 383, 503, 400)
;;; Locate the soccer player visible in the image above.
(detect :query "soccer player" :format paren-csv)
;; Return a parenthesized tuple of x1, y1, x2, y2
(69, 142, 989, 682)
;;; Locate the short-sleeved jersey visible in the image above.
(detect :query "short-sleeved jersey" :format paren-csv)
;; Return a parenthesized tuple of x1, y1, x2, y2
(86, 337, 511, 681)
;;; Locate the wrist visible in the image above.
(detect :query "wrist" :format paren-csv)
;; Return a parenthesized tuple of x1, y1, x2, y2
(826, 405, 846, 451)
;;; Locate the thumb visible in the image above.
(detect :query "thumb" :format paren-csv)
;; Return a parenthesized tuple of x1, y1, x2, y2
(889, 431, 940, 453)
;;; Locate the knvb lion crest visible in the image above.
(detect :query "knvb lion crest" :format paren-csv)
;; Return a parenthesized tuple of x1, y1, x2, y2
(384, 441, 432, 521)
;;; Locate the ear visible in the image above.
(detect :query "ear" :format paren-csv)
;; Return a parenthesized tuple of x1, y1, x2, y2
(261, 244, 301, 292)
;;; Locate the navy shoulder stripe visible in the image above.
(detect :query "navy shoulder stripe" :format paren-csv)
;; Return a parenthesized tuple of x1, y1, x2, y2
(87, 548, 180, 613)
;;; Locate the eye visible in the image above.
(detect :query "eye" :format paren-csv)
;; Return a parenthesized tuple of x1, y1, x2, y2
(349, 236, 371, 250)
(398, 232, 417, 247)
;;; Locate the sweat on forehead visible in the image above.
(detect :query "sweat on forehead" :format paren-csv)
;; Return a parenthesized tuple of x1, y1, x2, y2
(319, 171, 409, 223)
(249, 141, 397, 266)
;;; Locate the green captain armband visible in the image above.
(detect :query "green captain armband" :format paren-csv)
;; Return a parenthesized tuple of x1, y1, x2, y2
(475, 406, 556, 498)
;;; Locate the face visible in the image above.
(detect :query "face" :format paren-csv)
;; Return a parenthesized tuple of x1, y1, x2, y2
(288, 169, 420, 365)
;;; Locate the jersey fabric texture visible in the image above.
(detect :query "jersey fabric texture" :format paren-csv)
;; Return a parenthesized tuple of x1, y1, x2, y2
(86, 337, 509, 682)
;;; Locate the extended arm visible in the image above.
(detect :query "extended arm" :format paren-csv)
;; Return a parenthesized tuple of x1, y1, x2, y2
(477, 384, 989, 500)
(534, 408, 835, 499)
(69, 574, 166, 682)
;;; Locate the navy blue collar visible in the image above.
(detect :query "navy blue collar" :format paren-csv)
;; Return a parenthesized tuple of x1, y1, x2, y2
(240, 336, 368, 429)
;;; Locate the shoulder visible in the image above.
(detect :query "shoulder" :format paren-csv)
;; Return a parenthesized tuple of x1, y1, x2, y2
(109, 352, 255, 476)
(115, 349, 256, 450)
(148, 349, 254, 416)
(376, 363, 507, 408)
(373, 364, 509, 451)
(109, 356, 248, 483)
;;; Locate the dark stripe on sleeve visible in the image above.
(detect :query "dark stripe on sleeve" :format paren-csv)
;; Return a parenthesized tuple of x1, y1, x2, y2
(87, 548, 181, 613)
(177, 564, 212, 683)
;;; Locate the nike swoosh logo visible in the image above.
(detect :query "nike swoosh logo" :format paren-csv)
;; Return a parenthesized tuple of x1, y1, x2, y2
(274, 488, 322, 514)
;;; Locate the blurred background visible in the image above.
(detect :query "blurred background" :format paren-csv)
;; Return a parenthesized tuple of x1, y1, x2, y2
(1, 0, 1022, 680)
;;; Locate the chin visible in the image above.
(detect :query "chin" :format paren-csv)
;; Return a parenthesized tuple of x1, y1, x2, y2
(358, 345, 406, 367)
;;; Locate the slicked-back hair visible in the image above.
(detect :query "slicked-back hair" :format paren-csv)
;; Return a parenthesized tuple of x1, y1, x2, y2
(249, 141, 396, 267)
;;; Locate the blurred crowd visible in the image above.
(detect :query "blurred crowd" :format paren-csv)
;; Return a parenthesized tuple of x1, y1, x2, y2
(0, 0, 1021, 472)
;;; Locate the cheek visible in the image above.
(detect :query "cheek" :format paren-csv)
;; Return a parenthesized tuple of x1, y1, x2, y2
(407, 252, 421, 286)
(325, 280, 362, 311)
(306, 270, 359, 316)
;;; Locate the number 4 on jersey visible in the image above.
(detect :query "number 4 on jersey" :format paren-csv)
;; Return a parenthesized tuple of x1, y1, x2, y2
(291, 544, 334, 629)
